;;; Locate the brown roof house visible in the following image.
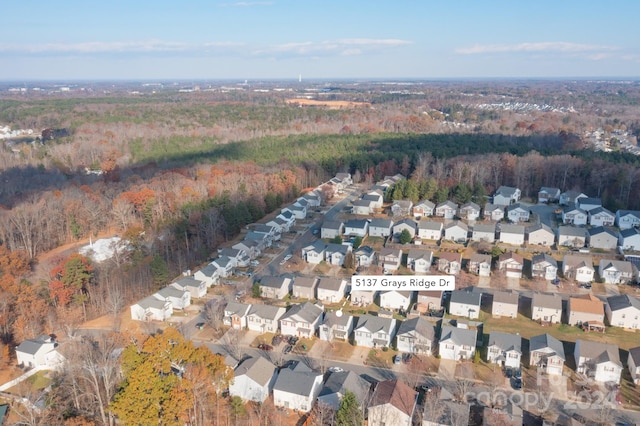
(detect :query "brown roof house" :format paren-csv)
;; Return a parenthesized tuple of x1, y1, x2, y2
(367, 379, 417, 426)
(437, 252, 462, 275)
(568, 294, 605, 327)
(497, 252, 524, 278)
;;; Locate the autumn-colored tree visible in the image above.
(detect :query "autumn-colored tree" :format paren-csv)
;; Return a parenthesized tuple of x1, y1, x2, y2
(49, 254, 94, 308)
(110, 327, 232, 425)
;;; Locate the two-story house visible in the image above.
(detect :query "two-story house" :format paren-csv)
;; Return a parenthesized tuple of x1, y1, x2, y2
(538, 187, 560, 204)
(437, 252, 462, 275)
(491, 290, 519, 318)
(246, 304, 286, 333)
(605, 294, 640, 330)
(391, 200, 413, 217)
(443, 221, 468, 243)
(435, 200, 458, 219)
(486, 331, 522, 369)
(449, 289, 482, 319)
(273, 361, 323, 412)
(259, 276, 292, 299)
(616, 210, 640, 230)
(412, 200, 435, 219)
(418, 221, 443, 241)
(416, 290, 443, 313)
(499, 224, 525, 246)
(506, 203, 530, 223)
(493, 186, 521, 206)
(343, 219, 369, 238)
(368, 218, 393, 238)
(468, 253, 492, 277)
(368, 379, 417, 426)
(568, 294, 605, 327)
(301, 240, 326, 264)
(223, 302, 252, 330)
(321, 220, 344, 240)
(531, 293, 562, 324)
(562, 206, 588, 226)
(317, 370, 371, 411)
(229, 356, 278, 403)
(628, 347, 640, 385)
(458, 202, 481, 221)
(599, 259, 637, 284)
(619, 227, 640, 251)
(531, 253, 558, 280)
(529, 333, 565, 376)
(353, 314, 396, 348)
(574, 339, 622, 384)
(318, 311, 354, 342)
(393, 218, 418, 239)
(577, 197, 602, 213)
(558, 226, 587, 248)
(587, 226, 618, 250)
(472, 223, 496, 243)
(483, 203, 505, 221)
(279, 302, 324, 338)
(317, 277, 347, 303)
(562, 254, 594, 283)
(407, 249, 433, 273)
(353, 245, 376, 268)
(497, 251, 524, 278)
(379, 290, 413, 311)
(526, 223, 555, 246)
(292, 276, 318, 300)
(589, 207, 615, 227)
(396, 316, 435, 355)
(380, 247, 403, 273)
(439, 325, 477, 361)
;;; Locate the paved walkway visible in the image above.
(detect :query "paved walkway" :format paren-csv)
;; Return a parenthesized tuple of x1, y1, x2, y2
(0, 366, 43, 392)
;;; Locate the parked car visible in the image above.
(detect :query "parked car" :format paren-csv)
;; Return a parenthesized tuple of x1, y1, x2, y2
(328, 366, 344, 373)
(402, 353, 413, 364)
(271, 335, 283, 346)
(393, 355, 401, 365)
(551, 278, 560, 286)
(283, 345, 293, 354)
(195, 322, 205, 330)
(511, 377, 522, 390)
(258, 344, 273, 351)
(579, 282, 592, 289)
(288, 336, 299, 345)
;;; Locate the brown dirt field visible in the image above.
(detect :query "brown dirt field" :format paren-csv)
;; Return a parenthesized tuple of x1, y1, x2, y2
(284, 98, 370, 109)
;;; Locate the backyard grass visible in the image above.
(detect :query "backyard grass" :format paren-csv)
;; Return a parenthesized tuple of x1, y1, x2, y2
(483, 313, 640, 351)
(7, 370, 51, 395)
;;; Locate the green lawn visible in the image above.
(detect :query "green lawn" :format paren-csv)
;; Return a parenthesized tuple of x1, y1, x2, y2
(7, 370, 51, 395)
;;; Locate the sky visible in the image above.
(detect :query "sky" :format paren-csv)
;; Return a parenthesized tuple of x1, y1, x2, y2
(1, 0, 639, 81)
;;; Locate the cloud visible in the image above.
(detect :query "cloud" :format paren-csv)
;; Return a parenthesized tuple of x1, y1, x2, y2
(456, 42, 618, 55)
(254, 38, 413, 57)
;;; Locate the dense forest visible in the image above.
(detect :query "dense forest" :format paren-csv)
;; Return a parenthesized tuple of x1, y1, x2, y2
(0, 80, 640, 424)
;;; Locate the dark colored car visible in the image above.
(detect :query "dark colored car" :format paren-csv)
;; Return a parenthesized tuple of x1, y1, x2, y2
(195, 322, 205, 330)
(258, 343, 273, 351)
(288, 336, 299, 345)
(402, 353, 413, 364)
(512, 377, 522, 390)
(283, 345, 293, 354)
(393, 355, 401, 364)
(271, 335, 282, 346)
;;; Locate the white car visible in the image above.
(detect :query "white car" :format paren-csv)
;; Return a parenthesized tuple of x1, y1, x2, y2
(328, 366, 344, 373)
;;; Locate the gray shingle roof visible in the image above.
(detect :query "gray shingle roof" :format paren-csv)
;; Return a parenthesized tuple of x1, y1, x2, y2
(369, 218, 393, 228)
(321, 219, 342, 231)
(234, 356, 276, 386)
(576, 339, 621, 367)
(629, 346, 640, 365)
(280, 302, 323, 323)
(450, 289, 481, 306)
(354, 314, 395, 334)
(606, 294, 640, 312)
(322, 311, 352, 328)
(529, 333, 565, 361)
(396, 316, 435, 341)
(248, 304, 284, 320)
(293, 276, 318, 289)
(532, 293, 562, 310)
(318, 371, 370, 404)
(439, 325, 477, 347)
(317, 277, 346, 291)
(493, 290, 519, 305)
(273, 364, 320, 395)
(488, 331, 521, 352)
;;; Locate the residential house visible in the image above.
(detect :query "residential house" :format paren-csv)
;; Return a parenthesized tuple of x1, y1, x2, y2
(247, 305, 285, 333)
(363, 191, 384, 210)
(396, 316, 436, 355)
(449, 289, 482, 319)
(418, 221, 443, 241)
(499, 224, 525, 246)
(558, 226, 587, 248)
(15, 335, 62, 369)
(619, 227, 640, 251)
(321, 220, 344, 240)
(171, 276, 207, 299)
(354, 245, 376, 268)
(407, 249, 433, 273)
(416, 291, 443, 313)
(526, 223, 555, 246)
(380, 247, 403, 272)
(577, 197, 602, 212)
(251, 224, 279, 245)
(589, 207, 615, 227)
(412, 200, 435, 219)
(223, 302, 251, 330)
(443, 221, 468, 243)
(317, 371, 371, 410)
(588, 227, 618, 250)
(229, 356, 277, 403)
(335, 172, 353, 186)
(423, 388, 470, 426)
(282, 202, 307, 220)
(562, 254, 595, 283)
(483, 203, 505, 221)
(493, 186, 521, 206)
(324, 243, 351, 266)
(562, 206, 588, 226)
(318, 311, 354, 342)
(353, 314, 396, 348)
(559, 190, 587, 206)
(244, 231, 270, 250)
(259, 276, 292, 299)
(538, 187, 560, 204)
(276, 210, 296, 231)
(531, 253, 558, 281)
(391, 200, 413, 217)
(439, 325, 477, 361)
(292, 276, 318, 300)
(155, 286, 191, 310)
(568, 294, 605, 327)
(130, 295, 172, 321)
(472, 223, 496, 243)
(193, 263, 219, 287)
(300, 190, 321, 207)
(492, 290, 519, 318)
(211, 255, 235, 278)
(616, 210, 640, 230)
(434, 200, 458, 219)
(529, 333, 565, 375)
(506, 203, 530, 223)
(574, 339, 622, 384)
(458, 202, 481, 221)
(486, 331, 522, 369)
(273, 362, 323, 412)
(343, 219, 369, 237)
(468, 253, 492, 277)
(368, 379, 417, 426)
(531, 293, 562, 324)
(301, 240, 326, 264)
(379, 290, 413, 311)
(605, 294, 640, 330)
(351, 199, 374, 215)
(628, 347, 640, 385)
(369, 218, 393, 238)
(497, 252, 524, 278)
(393, 218, 417, 239)
(317, 277, 347, 303)
(437, 252, 462, 275)
(234, 238, 262, 260)
(279, 302, 323, 338)
(599, 259, 637, 284)
(219, 247, 251, 268)
(350, 289, 376, 306)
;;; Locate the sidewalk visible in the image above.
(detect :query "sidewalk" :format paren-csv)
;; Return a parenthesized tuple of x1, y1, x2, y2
(0, 366, 43, 392)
